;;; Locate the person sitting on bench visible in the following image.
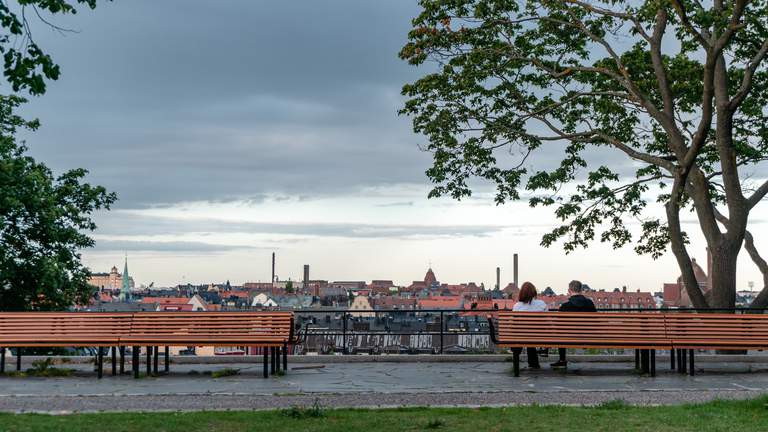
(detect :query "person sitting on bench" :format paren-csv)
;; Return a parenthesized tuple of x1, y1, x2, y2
(512, 281, 548, 368)
(551, 280, 596, 368)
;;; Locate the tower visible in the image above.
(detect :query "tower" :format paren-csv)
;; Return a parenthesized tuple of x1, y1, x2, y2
(120, 254, 131, 302)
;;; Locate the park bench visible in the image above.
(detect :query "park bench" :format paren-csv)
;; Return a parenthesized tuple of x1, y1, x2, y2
(0, 312, 133, 378)
(0, 311, 303, 379)
(489, 312, 669, 377)
(123, 311, 299, 378)
(490, 311, 768, 377)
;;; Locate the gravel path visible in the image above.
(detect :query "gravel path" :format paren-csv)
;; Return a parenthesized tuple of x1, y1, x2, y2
(0, 390, 765, 413)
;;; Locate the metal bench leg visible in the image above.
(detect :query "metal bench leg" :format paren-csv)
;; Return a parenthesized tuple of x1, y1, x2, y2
(650, 350, 656, 377)
(132, 346, 139, 378)
(276, 346, 281, 373)
(640, 350, 648, 373)
(689, 350, 694, 376)
(164, 346, 169, 373)
(283, 343, 288, 372)
(677, 349, 682, 373)
(635, 349, 640, 370)
(670, 348, 675, 370)
(111, 347, 117, 376)
(146, 346, 152, 376)
(681, 349, 687, 374)
(119, 347, 125, 375)
(263, 348, 269, 378)
(1, 347, 5, 374)
(16, 349, 21, 371)
(513, 349, 520, 377)
(270, 347, 276, 375)
(153, 346, 159, 374)
(97, 347, 104, 379)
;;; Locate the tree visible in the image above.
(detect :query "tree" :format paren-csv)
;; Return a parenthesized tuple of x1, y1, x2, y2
(0, 95, 115, 310)
(285, 280, 294, 294)
(400, 0, 768, 309)
(0, 1, 109, 95)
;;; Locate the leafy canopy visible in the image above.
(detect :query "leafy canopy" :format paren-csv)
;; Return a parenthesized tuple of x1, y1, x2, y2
(0, 95, 115, 310)
(0, 0, 107, 95)
(400, 0, 768, 259)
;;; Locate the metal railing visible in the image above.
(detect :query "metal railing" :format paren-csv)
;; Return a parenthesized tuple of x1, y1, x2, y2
(288, 307, 768, 355)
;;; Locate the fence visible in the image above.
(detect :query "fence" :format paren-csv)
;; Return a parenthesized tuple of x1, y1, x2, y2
(289, 307, 768, 355)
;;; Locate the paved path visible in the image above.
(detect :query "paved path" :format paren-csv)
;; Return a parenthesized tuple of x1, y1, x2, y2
(1, 361, 768, 412)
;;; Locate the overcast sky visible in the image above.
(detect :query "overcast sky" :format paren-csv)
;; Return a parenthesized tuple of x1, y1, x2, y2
(16, 0, 766, 292)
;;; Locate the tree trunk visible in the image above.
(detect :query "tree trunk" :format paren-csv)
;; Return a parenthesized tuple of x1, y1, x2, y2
(707, 241, 739, 309)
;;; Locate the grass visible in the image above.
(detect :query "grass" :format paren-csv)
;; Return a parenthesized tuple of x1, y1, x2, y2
(210, 368, 240, 378)
(0, 397, 767, 431)
(2, 358, 74, 378)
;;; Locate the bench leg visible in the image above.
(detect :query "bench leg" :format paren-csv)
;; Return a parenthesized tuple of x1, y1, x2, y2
(270, 347, 276, 375)
(263, 348, 269, 379)
(689, 350, 694, 376)
(276, 346, 282, 373)
(164, 346, 169, 373)
(634, 349, 640, 370)
(512, 349, 520, 377)
(153, 346, 159, 375)
(111, 347, 117, 376)
(1, 347, 5, 374)
(97, 347, 104, 379)
(146, 346, 152, 376)
(16, 349, 21, 371)
(132, 346, 139, 378)
(283, 343, 288, 372)
(120, 347, 125, 375)
(670, 348, 675, 370)
(640, 350, 648, 373)
(650, 350, 656, 377)
(676, 349, 682, 373)
(680, 349, 687, 374)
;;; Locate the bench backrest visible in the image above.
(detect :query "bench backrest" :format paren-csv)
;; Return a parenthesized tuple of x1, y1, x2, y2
(665, 313, 768, 349)
(0, 312, 133, 346)
(124, 312, 294, 346)
(494, 312, 668, 348)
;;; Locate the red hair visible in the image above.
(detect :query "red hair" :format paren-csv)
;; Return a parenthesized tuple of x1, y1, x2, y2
(518, 282, 537, 304)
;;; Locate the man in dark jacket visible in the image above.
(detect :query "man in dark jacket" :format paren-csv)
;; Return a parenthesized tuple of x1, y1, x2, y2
(551, 280, 596, 368)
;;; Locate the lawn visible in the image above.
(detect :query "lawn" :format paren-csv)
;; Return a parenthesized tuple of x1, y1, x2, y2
(1, 397, 766, 431)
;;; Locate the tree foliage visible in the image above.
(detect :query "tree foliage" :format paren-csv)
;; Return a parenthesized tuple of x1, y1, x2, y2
(0, 95, 115, 310)
(0, 0, 106, 95)
(400, 0, 768, 308)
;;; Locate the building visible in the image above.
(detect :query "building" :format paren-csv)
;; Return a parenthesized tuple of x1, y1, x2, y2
(663, 256, 710, 307)
(89, 262, 135, 292)
(349, 295, 375, 317)
(251, 293, 278, 307)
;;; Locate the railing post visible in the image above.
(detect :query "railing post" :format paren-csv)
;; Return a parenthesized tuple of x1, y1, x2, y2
(439, 311, 444, 355)
(342, 313, 347, 355)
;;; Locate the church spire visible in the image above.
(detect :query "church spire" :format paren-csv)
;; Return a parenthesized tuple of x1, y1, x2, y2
(120, 253, 131, 301)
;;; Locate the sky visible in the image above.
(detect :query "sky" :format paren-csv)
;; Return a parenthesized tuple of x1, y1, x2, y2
(15, 0, 767, 292)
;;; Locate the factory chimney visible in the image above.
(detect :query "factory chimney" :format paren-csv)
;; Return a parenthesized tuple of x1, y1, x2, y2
(496, 267, 500, 290)
(271, 252, 276, 286)
(513, 253, 519, 289)
(303, 264, 310, 290)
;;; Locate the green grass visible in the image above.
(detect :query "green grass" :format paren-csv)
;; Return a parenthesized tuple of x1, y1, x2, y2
(1, 397, 768, 431)
(210, 368, 240, 378)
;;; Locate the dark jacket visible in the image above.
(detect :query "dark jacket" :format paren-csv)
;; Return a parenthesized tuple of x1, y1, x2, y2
(559, 294, 596, 312)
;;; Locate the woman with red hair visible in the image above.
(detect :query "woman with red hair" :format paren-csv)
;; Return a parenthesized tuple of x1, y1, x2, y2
(512, 281, 547, 368)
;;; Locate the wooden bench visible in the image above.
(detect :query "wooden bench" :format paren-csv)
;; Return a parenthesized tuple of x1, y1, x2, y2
(491, 311, 768, 377)
(0, 312, 133, 378)
(124, 311, 298, 378)
(0, 311, 302, 379)
(489, 312, 669, 376)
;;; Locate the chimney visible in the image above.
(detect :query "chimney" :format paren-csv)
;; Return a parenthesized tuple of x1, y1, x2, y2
(271, 252, 276, 286)
(303, 264, 310, 290)
(496, 267, 500, 290)
(513, 254, 519, 289)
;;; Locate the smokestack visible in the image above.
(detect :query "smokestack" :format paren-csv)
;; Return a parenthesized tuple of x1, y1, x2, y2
(303, 264, 310, 290)
(271, 252, 276, 285)
(513, 253, 519, 289)
(496, 267, 500, 290)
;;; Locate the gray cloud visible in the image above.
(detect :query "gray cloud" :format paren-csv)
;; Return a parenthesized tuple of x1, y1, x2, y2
(19, 0, 430, 208)
(93, 211, 524, 240)
(92, 240, 265, 253)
